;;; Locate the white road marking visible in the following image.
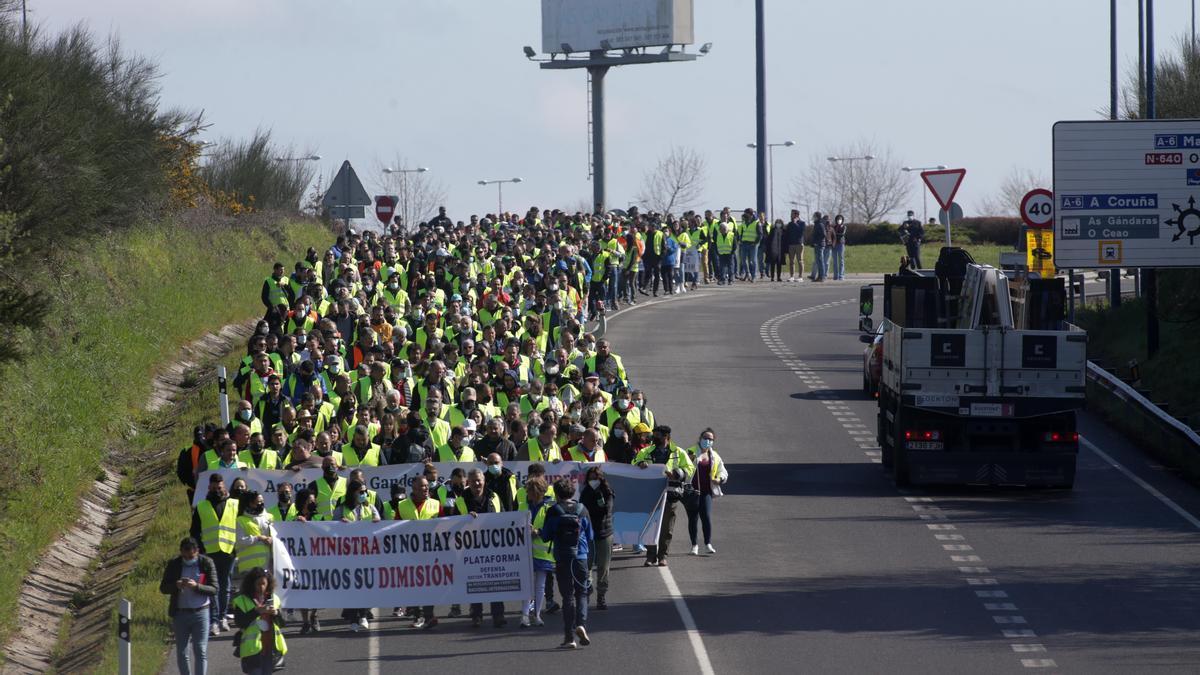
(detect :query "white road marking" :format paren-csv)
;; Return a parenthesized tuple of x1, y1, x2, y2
(977, 590, 1008, 598)
(367, 607, 380, 675)
(660, 567, 716, 675)
(959, 567, 991, 574)
(985, 603, 1019, 611)
(1021, 659, 1058, 668)
(951, 555, 983, 562)
(1082, 438, 1200, 531)
(934, 534, 965, 541)
(966, 578, 999, 586)
(927, 524, 956, 530)
(1004, 629, 1038, 638)
(1012, 644, 1047, 653)
(993, 616, 1028, 625)
(943, 544, 974, 551)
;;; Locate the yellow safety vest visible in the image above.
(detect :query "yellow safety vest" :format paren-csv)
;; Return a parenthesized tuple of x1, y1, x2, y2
(530, 504, 555, 563)
(715, 230, 736, 254)
(314, 477, 346, 521)
(455, 493, 501, 514)
(396, 498, 441, 520)
(527, 438, 562, 463)
(341, 442, 381, 467)
(235, 514, 273, 574)
(197, 499, 238, 555)
(232, 593, 287, 659)
(436, 444, 477, 463)
(740, 220, 760, 243)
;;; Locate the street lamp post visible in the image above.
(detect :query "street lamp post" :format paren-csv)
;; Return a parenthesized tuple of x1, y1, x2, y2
(477, 178, 522, 214)
(747, 140, 795, 221)
(826, 155, 876, 223)
(384, 167, 430, 231)
(901, 164, 948, 222)
(272, 154, 322, 162)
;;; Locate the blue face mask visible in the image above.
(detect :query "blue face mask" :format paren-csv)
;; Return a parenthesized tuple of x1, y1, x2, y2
(699, 439, 713, 450)
(487, 464, 501, 476)
(357, 493, 368, 504)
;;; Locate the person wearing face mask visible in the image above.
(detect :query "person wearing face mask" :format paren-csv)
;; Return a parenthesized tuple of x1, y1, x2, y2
(235, 491, 275, 581)
(238, 432, 281, 470)
(633, 425, 695, 567)
(333, 479, 381, 632)
(268, 483, 298, 522)
(454, 469, 506, 627)
(436, 425, 477, 462)
(601, 386, 641, 430)
(629, 389, 656, 429)
(685, 428, 728, 556)
(230, 400, 263, 437)
(189, 473, 238, 635)
(579, 466, 615, 610)
(313, 456, 346, 521)
(160, 537, 218, 675)
(483, 453, 519, 512)
(603, 418, 635, 465)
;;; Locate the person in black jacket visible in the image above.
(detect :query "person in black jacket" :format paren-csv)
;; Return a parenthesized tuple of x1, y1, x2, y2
(784, 210, 807, 282)
(809, 212, 827, 281)
(160, 537, 218, 675)
(580, 466, 615, 610)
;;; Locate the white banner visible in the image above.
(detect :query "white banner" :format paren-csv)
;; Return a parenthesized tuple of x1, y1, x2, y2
(271, 512, 533, 608)
(197, 461, 667, 545)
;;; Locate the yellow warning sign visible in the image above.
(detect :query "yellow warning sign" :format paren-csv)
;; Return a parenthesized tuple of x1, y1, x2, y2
(1026, 230, 1056, 278)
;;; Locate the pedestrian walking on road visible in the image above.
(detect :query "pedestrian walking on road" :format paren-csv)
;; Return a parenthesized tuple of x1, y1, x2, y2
(634, 425, 695, 567)
(521, 476, 555, 628)
(160, 537, 217, 675)
(231, 567, 287, 675)
(580, 466, 615, 609)
(540, 477, 595, 649)
(685, 428, 728, 555)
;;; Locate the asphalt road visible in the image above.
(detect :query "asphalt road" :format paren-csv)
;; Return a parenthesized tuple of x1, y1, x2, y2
(179, 278, 1200, 675)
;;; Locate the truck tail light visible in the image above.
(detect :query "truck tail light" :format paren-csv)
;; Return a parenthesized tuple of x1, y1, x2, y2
(905, 430, 941, 441)
(1043, 432, 1079, 443)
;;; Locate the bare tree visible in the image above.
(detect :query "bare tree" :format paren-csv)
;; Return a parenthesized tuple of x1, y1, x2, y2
(636, 146, 707, 215)
(373, 155, 448, 234)
(788, 140, 908, 223)
(977, 167, 1048, 217)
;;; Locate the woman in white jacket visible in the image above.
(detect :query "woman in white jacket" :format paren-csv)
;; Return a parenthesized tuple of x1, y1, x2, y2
(684, 428, 728, 555)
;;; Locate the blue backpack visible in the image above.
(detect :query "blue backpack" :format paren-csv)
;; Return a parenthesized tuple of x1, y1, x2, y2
(552, 501, 585, 553)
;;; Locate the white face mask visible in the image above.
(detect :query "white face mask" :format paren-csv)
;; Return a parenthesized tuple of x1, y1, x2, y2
(587, 479, 600, 490)
(617, 398, 630, 409)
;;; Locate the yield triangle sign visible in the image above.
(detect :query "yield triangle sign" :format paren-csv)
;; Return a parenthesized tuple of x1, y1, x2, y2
(322, 160, 372, 207)
(921, 168, 966, 212)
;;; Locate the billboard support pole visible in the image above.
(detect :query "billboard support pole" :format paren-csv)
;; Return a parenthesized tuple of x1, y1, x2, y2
(589, 59, 609, 215)
(1145, 0, 1159, 357)
(754, 0, 768, 217)
(1109, 0, 1123, 308)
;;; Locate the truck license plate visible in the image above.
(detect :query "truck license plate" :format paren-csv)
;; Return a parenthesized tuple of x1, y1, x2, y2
(970, 403, 1014, 417)
(906, 441, 945, 450)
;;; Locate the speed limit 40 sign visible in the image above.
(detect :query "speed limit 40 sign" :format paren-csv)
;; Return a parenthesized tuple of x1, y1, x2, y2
(1020, 188, 1054, 229)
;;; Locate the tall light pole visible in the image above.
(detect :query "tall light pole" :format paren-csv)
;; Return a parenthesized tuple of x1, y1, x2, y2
(827, 155, 875, 223)
(754, 0, 768, 217)
(477, 178, 522, 214)
(901, 164, 947, 222)
(748, 140, 795, 222)
(383, 167, 429, 232)
(273, 154, 322, 162)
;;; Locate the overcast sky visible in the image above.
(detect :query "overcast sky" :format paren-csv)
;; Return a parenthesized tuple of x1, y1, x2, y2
(33, 0, 1198, 221)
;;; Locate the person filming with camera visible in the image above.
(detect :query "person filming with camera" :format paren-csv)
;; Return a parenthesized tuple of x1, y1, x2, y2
(633, 425, 695, 567)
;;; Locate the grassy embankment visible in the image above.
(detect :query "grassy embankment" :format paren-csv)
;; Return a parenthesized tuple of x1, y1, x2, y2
(0, 217, 329, 668)
(1077, 299, 1197, 426)
(793, 243, 1004, 274)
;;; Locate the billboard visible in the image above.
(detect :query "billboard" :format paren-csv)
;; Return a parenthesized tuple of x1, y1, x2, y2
(1053, 119, 1200, 268)
(541, 0, 694, 54)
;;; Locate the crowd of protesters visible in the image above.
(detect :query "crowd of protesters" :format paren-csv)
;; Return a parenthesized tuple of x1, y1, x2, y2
(167, 204, 746, 672)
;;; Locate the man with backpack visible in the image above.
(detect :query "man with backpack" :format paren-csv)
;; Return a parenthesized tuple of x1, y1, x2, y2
(539, 477, 595, 649)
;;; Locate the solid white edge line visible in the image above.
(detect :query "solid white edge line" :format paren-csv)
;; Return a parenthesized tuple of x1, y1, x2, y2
(660, 566, 716, 675)
(367, 607, 380, 675)
(1081, 438, 1200, 531)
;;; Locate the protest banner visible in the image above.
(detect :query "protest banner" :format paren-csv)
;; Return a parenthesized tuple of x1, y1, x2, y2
(271, 512, 533, 608)
(198, 461, 666, 544)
